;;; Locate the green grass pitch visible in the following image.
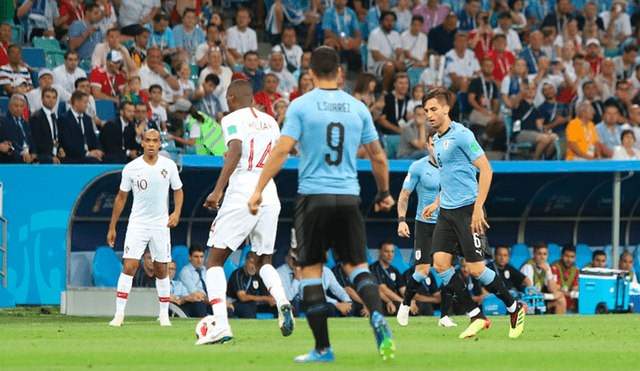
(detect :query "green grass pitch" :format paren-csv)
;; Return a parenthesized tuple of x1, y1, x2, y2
(1, 307, 639, 371)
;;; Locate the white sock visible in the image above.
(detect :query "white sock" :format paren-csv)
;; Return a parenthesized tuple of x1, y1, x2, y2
(206, 267, 229, 328)
(507, 301, 517, 313)
(259, 264, 287, 305)
(156, 277, 170, 316)
(115, 273, 133, 314)
(468, 307, 481, 318)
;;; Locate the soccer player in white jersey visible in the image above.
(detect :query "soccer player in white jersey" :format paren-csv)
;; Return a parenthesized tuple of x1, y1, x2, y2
(196, 79, 293, 345)
(107, 129, 183, 327)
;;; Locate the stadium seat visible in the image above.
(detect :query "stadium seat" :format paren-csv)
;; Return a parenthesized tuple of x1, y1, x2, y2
(11, 24, 23, 45)
(407, 68, 424, 88)
(0, 97, 8, 116)
(233, 65, 243, 72)
(603, 245, 613, 268)
(504, 115, 534, 160)
(171, 245, 189, 276)
(391, 245, 410, 275)
(32, 37, 63, 53)
(382, 134, 401, 159)
(96, 99, 116, 122)
(359, 44, 368, 71)
(223, 258, 238, 280)
(510, 243, 531, 270)
(547, 243, 561, 263)
(93, 246, 123, 287)
(575, 243, 592, 269)
(21, 47, 46, 68)
(634, 245, 640, 276)
(366, 248, 374, 265)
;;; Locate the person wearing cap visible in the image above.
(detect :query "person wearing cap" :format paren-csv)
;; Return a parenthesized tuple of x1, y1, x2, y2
(91, 27, 137, 73)
(0, 94, 37, 164)
(52, 51, 87, 97)
(89, 50, 127, 104)
(139, 47, 180, 104)
(30, 87, 64, 164)
(0, 45, 33, 97)
(165, 99, 226, 156)
(427, 10, 458, 56)
(68, 3, 104, 63)
(25, 69, 72, 115)
(584, 38, 603, 77)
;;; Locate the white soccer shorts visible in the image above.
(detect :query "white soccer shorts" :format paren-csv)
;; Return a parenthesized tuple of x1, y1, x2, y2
(123, 227, 171, 263)
(207, 203, 280, 256)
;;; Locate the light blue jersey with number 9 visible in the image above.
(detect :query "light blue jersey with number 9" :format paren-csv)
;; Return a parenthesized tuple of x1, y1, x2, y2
(281, 88, 379, 195)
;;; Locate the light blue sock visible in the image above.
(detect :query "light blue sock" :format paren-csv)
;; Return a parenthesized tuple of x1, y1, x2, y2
(477, 267, 496, 285)
(438, 268, 455, 286)
(412, 270, 427, 283)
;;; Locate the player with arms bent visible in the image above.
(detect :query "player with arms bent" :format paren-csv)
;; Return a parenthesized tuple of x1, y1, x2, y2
(248, 46, 396, 363)
(196, 79, 293, 346)
(423, 88, 526, 339)
(107, 129, 184, 327)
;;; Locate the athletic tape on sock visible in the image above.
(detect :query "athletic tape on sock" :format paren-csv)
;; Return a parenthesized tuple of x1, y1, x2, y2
(438, 268, 455, 286)
(477, 267, 497, 285)
(412, 270, 427, 282)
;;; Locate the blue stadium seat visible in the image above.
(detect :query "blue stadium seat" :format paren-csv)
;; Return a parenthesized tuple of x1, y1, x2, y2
(505, 115, 534, 160)
(634, 245, 640, 276)
(391, 245, 410, 275)
(407, 67, 424, 88)
(171, 245, 189, 276)
(21, 47, 46, 68)
(0, 97, 8, 116)
(510, 243, 531, 270)
(547, 243, 561, 264)
(223, 258, 238, 280)
(359, 43, 368, 71)
(325, 248, 337, 269)
(382, 134, 401, 159)
(575, 243, 592, 269)
(95, 99, 116, 121)
(603, 244, 613, 268)
(93, 246, 123, 287)
(366, 248, 374, 265)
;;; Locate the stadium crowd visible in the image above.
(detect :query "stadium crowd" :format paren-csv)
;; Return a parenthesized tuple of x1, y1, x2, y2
(1, 0, 640, 163)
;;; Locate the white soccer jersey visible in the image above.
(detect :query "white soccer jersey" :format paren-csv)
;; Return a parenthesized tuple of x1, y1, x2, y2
(220, 107, 280, 206)
(119, 156, 183, 229)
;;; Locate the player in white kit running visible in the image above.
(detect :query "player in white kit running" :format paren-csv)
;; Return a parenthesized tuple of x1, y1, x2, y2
(196, 80, 294, 345)
(107, 129, 183, 327)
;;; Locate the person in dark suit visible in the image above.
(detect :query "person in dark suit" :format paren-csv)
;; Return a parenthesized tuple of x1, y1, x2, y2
(30, 88, 64, 164)
(57, 90, 103, 163)
(100, 100, 138, 164)
(0, 94, 37, 164)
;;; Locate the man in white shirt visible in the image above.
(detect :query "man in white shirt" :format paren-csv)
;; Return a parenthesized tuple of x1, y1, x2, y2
(25, 69, 72, 115)
(226, 8, 258, 62)
(493, 11, 522, 55)
(443, 31, 480, 92)
(600, 0, 632, 49)
(264, 52, 297, 97)
(401, 15, 428, 68)
(528, 55, 567, 106)
(52, 51, 87, 97)
(271, 28, 304, 72)
(91, 28, 137, 73)
(139, 47, 180, 103)
(368, 11, 405, 92)
(118, 0, 161, 32)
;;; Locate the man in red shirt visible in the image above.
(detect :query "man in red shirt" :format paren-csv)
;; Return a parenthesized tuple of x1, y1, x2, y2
(253, 74, 281, 117)
(486, 34, 514, 83)
(584, 38, 604, 77)
(469, 11, 493, 63)
(89, 50, 126, 104)
(550, 244, 579, 312)
(0, 23, 12, 66)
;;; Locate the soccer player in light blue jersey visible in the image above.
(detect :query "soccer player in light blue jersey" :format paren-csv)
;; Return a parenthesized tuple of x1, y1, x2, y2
(396, 127, 456, 328)
(248, 46, 397, 363)
(422, 88, 526, 339)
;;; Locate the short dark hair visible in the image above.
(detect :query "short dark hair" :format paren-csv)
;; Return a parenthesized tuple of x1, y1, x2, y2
(310, 46, 340, 80)
(533, 241, 548, 251)
(136, 27, 150, 37)
(572, 53, 585, 62)
(495, 246, 510, 254)
(119, 100, 134, 111)
(499, 11, 512, 18)
(561, 244, 576, 255)
(582, 80, 596, 90)
(41, 87, 57, 99)
(106, 27, 120, 36)
(621, 129, 635, 142)
(84, 2, 99, 14)
(380, 10, 397, 22)
(616, 79, 629, 89)
(265, 73, 279, 82)
(70, 90, 88, 104)
(183, 8, 197, 18)
(204, 73, 220, 86)
(189, 243, 206, 256)
(379, 240, 394, 250)
(135, 102, 149, 109)
(149, 84, 163, 93)
(422, 87, 453, 107)
(623, 43, 638, 54)
(411, 15, 424, 24)
(206, 23, 220, 32)
(153, 13, 171, 23)
(244, 51, 259, 60)
(64, 50, 79, 60)
(592, 250, 606, 259)
(74, 77, 89, 88)
(245, 250, 257, 261)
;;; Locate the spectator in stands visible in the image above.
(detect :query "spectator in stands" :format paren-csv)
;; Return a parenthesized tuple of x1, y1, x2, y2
(566, 54, 591, 104)
(172, 61, 195, 101)
(57, 90, 103, 163)
(512, 82, 558, 160)
(264, 0, 306, 44)
(10, 79, 31, 117)
(551, 244, 580, 312)
(52, 51, 86, 98)
(601, 0, 632, 50)
(273, 98, 288, 127)
(177, 243, 209, 307)
(444, 31, 479, 93)
(277, 247, 303, 316)
(565, 101, 601, 160)
(148, 85, 168, 131)
(68, 3, 104, 64)
(614, 43, 638, 81)
(227, 251, 276, 319)
(595, 104, 623, 158)
(173, 8, 206, 64)
(74, 77, 104, 130)
(26, 70, 71, 115)
(618, 252, 639, 289)
(0, 94, 36, 163)
(198, 47, 232, 106)
(322, 0, 361, 71)
(529, 56, 566, 106)
(139, 47, 180, 104)
(469, 11, 494, 63)
(454, 258, 488, 312)
(134, 102, 159, 133)
(539, 82, 570, 136)
(89, 50, 126, 104)
(585, 250, 607, 268)
(621, 105, 640, 150)
(190, 74, 224, 122)
(596, 58, 617, 101)
(92, 28, 137, 73)
(494, 11, 522, 55)
(293, 51, 311, 82)
(412, 0, 449, 35)
(99, 100, 138, 163)
(457, 0, 480, 32)
(272, 28, 304, 73)
(196, 23, 234, 69)
(30, 88, 62, 164)
(129, 27, 151, 69)
(226, 8, 258, 62)
(122, 75, 150, 107)
(118, 0, 161, 37)
(265, 52, 297, 97)
(289, 72, 314, 102)
(0, 45, 33, 96)
(605, 80, 633, 123)
(486, 34, 514, 83)
(368, 11, 404, 93)
(353, 72, 385, 122)
(0, 23, 12, 66)
(573, 80, 604, 124)
(254, 74, 281, 117)
(580, 2, 604, 40)
(553, 18, 582, 59)
(145, 14, 177, 60)
(520, 242, 567, 314)
(584, 38, 603, 78)
(397, 106, 429, 159)
(393, 0, 412, 33)
(427, 11, 458, 57)
(242, 51, 265, 94)
(406, 84, 425, 120)
(488, 246, 532, 295)
(520, 30, 546, 75)
(377, 72, 410, 135)
(169, 261, 209, 318)
(500, 57, 528, 116)
(95, 0, 118, 35)
(23, 0, 65, 40)
(133, 248, 156, 287)
(468, 57, 500, 131)
(401, 16, 428, 68)
(364, 0, 391, 41)
(542, 0, 571, 34)
(370, 241, 406, 316)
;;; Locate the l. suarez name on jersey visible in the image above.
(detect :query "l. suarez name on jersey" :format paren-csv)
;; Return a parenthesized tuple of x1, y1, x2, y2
(317, 101, 351, 112)
(247, 121, 275, 130)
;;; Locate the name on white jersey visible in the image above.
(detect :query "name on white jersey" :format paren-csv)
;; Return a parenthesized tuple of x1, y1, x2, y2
(247, 120, 275, 131)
